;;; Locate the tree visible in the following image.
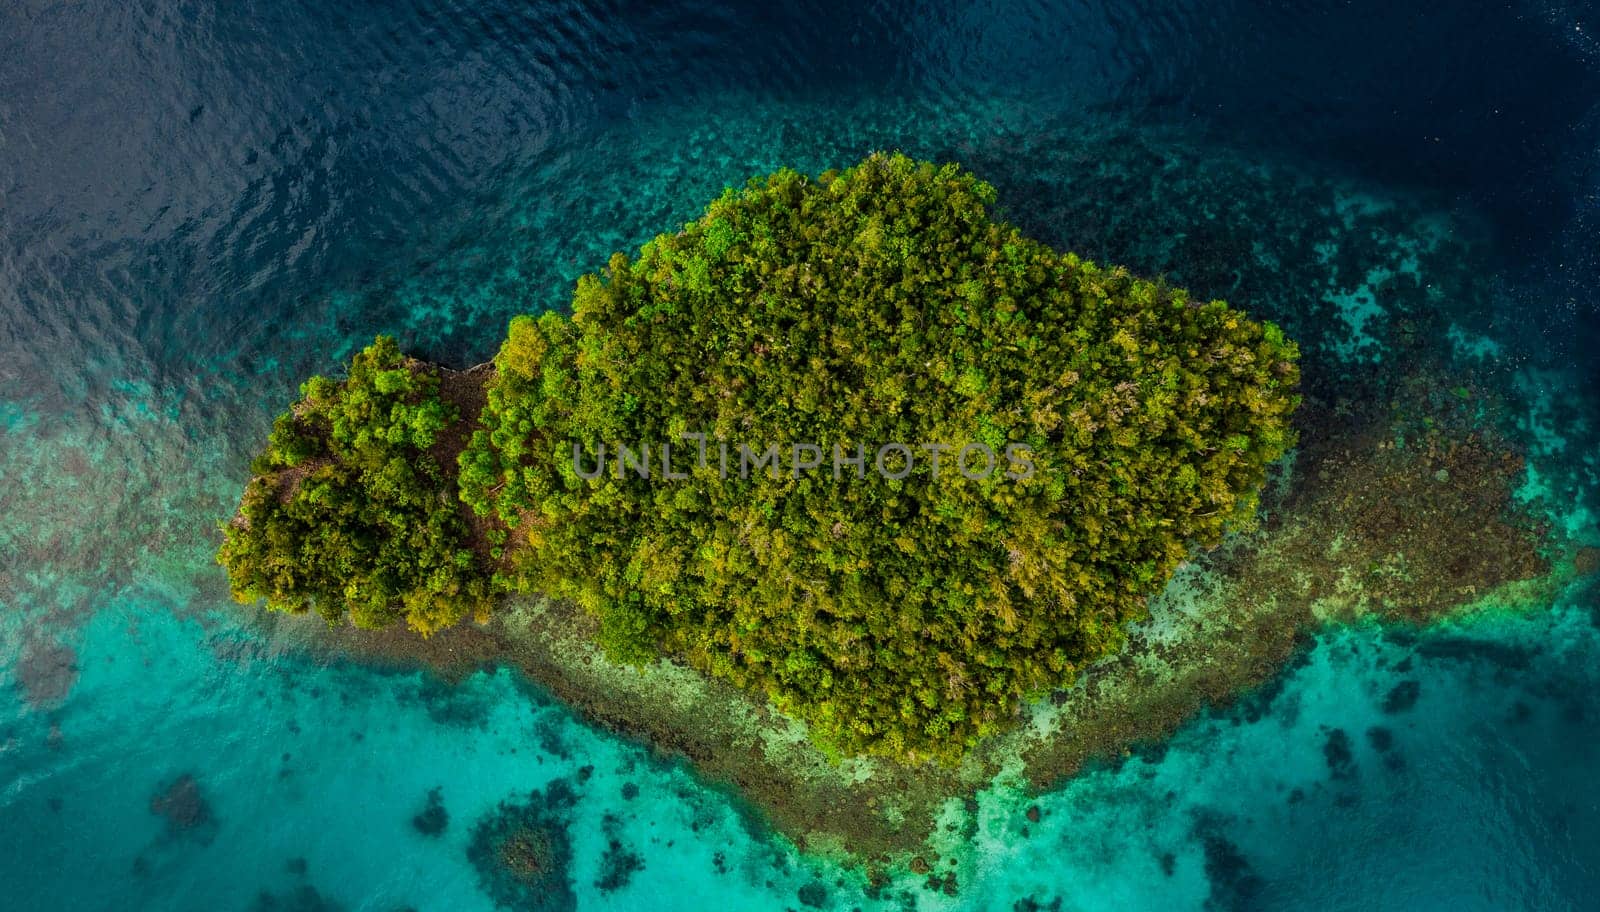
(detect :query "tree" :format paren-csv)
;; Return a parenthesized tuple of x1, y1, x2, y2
(218, 336, 494, 635)
(459, 153, 1301, 761)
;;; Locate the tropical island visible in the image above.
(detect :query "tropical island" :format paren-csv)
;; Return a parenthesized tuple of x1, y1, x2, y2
(220, 153, 1561, 866)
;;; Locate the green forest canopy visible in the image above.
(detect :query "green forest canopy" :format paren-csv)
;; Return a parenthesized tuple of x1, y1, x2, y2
(217, 337, 496, 635)
(223, 153, 1300, 762)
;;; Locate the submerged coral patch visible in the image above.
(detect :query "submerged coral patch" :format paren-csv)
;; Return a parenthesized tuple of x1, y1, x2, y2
(593, 813, 645, 893)
(149, 773, 215, 839)
(467, 779, 579, 912)
(411, 787, 448, 837)
(16, 638, 79, 709)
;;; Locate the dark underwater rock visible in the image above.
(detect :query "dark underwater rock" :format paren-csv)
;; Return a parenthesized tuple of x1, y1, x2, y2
(149, 773, 214, 837)
(412, 786, 448, 837)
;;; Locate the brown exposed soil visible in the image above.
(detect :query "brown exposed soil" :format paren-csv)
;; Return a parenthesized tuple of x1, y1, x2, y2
(426, 361, 508, 573)
(424, 360, 492, 471)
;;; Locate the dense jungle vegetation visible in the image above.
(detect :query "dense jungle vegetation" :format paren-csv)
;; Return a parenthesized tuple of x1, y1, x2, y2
(218, 336, 495, 635)
(222, 153, 1300, 762)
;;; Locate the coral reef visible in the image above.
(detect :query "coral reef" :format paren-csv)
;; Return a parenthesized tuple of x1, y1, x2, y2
(293, 335, 1560, 864)
(15, 639, 78, 710)
(411, 787, 448, 837)
(149, 773, 216, 840)
(593, 814, 645, 893)
(466, 779, 578, 912)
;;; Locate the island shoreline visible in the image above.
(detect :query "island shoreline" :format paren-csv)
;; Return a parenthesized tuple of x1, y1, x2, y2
(258, 352, 1576, 868)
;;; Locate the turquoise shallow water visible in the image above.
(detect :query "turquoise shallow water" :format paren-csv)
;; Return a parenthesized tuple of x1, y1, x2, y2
(5, 565, 1600, 909)
(6, 1, 1600, 908)
(6, 579, 1600, 910)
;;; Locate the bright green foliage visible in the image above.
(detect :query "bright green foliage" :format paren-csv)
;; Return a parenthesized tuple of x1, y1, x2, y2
(461, 153, 1300, 762)
(218, 336, 493, 635)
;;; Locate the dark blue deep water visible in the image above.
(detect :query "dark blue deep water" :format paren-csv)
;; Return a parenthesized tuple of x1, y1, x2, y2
(4, 2, 1600, 909)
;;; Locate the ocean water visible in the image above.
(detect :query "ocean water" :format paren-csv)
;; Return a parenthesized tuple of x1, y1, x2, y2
(4, 1, 1600, 909)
